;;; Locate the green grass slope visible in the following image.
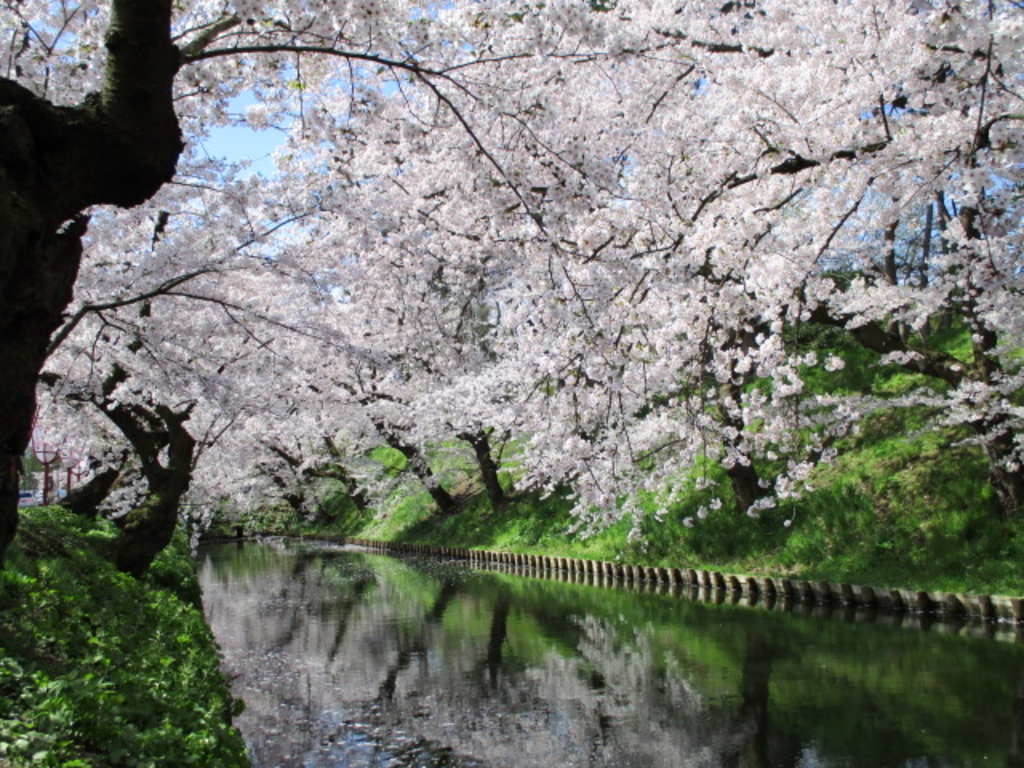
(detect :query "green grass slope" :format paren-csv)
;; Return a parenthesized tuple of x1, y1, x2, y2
(301, 409, 1024, 597)
(0, 507, 248, 768)
(286, 324, 1024, 598)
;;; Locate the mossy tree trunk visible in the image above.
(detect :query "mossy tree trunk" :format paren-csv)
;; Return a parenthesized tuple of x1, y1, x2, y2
(93, 366, 197, 577)
(0, 0, 183, 567)
(113, 466, 194, 578)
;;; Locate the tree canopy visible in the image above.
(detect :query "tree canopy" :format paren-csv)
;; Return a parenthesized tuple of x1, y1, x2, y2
(3, 0, 1023, 572)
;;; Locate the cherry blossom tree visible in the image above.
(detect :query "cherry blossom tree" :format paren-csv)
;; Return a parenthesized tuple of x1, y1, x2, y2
(6, 0, 1024, 572)
(305, 0, 1024, 532)
(38, 209, 258, 569)
(0, 0, 637, 565)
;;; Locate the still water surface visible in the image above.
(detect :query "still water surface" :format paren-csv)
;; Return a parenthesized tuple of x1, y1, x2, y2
(199, 539, 1024, 767)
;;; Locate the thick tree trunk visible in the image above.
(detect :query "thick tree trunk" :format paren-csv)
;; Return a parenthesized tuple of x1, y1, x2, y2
(717, 361, 765, 514)
(324, 466, 371, 513)
(372, 418, 458, 516)
(91, 366, 198, 576)
(262, 442, 308, 515)
(110, 411, 196, 577)
(114, 468, 193, 578)
(977, 417, 1024, 520)
(393, 439, 458, 515)
(401, 446, 459, 516)
(0, 0, 183, 567)
(265, 472, 306, 515)
(726, 461, 763, 516)
(881, 220, 909, 341)
(459, 428, 507, 509)
(322, 436, 371, 512)
(0, 217, 89, 562)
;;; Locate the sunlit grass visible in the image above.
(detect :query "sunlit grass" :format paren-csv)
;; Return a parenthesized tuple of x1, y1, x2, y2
(288, 323, 1024, 597)
(301, 417, 1023, 595)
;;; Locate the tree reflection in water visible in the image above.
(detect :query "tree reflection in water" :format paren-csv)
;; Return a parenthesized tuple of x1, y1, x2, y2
(199, 540, 1024, 768)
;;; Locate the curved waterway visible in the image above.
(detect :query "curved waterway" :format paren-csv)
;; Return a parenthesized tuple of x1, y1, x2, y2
(199, 538, 1024, 767)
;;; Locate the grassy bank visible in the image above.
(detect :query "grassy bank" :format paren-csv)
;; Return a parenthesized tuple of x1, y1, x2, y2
(0, 507, 248, 768)
(235, 326, 1020, 599)
(271, 409, 1024, 599)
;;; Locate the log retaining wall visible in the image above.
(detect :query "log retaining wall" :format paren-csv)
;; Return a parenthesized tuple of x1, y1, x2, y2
(301, 535, 1024, 634)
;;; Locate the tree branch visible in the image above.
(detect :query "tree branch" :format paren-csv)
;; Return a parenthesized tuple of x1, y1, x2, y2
(46, 267, 220, 357)
(807, 305, 966, 386)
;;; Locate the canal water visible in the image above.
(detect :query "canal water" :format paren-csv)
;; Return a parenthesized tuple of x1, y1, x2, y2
(199, 538, 1024, 768)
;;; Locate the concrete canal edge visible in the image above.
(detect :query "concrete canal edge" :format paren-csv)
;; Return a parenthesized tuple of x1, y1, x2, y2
(295, 535, 1024, 636)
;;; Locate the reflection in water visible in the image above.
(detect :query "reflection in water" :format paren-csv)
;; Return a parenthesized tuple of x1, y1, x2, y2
(199, 539, 1024, 768)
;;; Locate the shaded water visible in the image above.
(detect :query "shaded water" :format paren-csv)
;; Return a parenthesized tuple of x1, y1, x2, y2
(199, 539, 1024, 768)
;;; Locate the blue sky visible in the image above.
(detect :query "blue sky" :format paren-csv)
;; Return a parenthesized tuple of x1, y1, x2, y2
(194, 94, 284, 176)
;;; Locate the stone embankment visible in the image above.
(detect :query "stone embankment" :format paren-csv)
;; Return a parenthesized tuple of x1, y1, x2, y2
(300, 535, 1024, 637)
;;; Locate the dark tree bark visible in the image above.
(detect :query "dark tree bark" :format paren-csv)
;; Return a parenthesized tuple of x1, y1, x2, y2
(108, 407, 196, 578)
(372, 418, 458, 516)
(259, 437, 373, 522)
(322, 435, 371, 512)
(881, 219, 909, 341)
(262, 442, 309, 515)
(91, 366, 197, 577)
(725, 460, 764, 517)
(0, 0, 184, 566)
(394, 439, 459, 516)
(458, 427, 507, 509)
(113, 466, 193, 578)
(337, 473, 372, 513)
(59, 457, 126, 520)
(717, 330, 767, 514)
(976, 415, 1024, 520)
